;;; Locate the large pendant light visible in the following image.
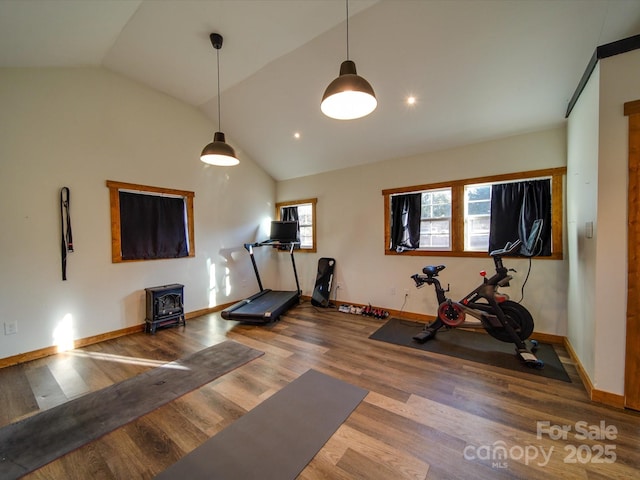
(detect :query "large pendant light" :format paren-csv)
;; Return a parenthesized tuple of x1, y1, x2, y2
(321, 0, 377, 120)
(201, 33, 239, 166)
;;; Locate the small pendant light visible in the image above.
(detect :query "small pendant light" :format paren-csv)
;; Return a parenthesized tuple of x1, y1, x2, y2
(321, 0, 377, 120)
(201, 33, 239, 166)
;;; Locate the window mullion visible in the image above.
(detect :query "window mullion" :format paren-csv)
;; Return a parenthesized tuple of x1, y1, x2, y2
(451, 183, 464, 252)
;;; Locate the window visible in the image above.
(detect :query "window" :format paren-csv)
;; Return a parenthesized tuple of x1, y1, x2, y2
(464, 184, 491, 251)
(420, 188, 452, 249)
(106, 180, 195, 263)
(382, 167, 565, 259)
(275, 198, 317, 252)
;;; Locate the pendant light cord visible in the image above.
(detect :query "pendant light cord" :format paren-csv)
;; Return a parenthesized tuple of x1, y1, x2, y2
(216, 47, 221, 132)
(345, 0, 350, 60)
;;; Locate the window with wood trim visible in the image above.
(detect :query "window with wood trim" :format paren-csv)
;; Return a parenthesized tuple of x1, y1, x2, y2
(275, 198, 317, 252)
(106, 180, 195, 263)
(382, 167, 565, 259)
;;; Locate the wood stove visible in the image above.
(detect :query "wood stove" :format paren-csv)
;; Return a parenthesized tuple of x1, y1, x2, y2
(144, 283, 185, 334)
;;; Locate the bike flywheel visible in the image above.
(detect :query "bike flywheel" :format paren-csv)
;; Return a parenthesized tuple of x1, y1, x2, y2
(438, 302, 466, 327)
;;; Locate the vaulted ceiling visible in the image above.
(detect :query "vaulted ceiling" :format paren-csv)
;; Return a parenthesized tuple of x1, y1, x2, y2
(2, 0, 640, 180)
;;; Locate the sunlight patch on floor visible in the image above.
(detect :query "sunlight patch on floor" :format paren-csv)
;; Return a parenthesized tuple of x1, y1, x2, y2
(67, 350, 191, 370)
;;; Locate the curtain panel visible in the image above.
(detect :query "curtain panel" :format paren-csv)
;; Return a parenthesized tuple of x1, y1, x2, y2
(119, 192, 188, 260)
(281, 206, 300, 242)
(488, 179, 552, 256)
(390, 193, 421, 251)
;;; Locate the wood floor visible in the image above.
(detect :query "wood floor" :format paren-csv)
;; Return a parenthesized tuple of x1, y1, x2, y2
(2, 301, 639, 479)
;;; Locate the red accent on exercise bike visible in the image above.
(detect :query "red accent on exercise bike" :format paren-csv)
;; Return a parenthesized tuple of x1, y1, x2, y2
(494, 292, 510, 303)
(438, 302, 466, 327)
(480, 270, 486, 277)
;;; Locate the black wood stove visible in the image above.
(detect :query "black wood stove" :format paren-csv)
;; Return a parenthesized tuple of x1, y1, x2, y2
(144, 283, 185, 334)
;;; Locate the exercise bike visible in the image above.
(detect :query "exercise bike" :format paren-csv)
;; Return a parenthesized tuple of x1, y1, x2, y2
(410, 239, 543, 368)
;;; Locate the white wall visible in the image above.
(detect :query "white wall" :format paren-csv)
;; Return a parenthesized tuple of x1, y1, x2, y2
(277, 127, 568, 335)
(566, 65, 599, 382)
(595, 49, 640, 394)
(0, 67, 276, 359)
(567, 48, 640, 396)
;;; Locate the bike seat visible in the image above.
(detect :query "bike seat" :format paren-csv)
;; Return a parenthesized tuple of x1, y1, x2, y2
(422, 265, 446, 276)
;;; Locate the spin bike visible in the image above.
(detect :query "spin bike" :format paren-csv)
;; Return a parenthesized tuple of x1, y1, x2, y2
(410, 239, 543, 368)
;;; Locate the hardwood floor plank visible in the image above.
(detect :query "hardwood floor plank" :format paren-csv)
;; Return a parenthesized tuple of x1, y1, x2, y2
(0, 364, 38, 426)
(45, 354, 91, 400)
(333, 424, 430, 480)
(97, 429, 157, 480)
(23, 364, 67, 412)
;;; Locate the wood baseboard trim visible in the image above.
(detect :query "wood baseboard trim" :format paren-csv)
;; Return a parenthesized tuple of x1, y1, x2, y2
(326, 297, 435, 323)
(591, 389, 625, 408)
(0, 324, 144, 369)
(563, 337, 625, 409)
(0, 303, 236, 370)
(185, 302, 235, 320)
(529, 331, 564, 345)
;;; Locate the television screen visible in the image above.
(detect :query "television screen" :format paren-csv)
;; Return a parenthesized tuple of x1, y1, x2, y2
(270, 221, 298, 242)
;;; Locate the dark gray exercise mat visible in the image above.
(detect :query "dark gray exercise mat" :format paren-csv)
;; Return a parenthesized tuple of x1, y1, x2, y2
(370, 318, 571, 382)
(0, 340, 264, 480)
(155, 368, 368, 480)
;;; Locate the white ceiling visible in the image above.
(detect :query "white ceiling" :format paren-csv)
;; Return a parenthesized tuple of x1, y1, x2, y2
(2, 0, 640, 181)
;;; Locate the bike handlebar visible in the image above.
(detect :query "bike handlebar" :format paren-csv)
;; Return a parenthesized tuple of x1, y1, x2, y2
(411, 273, 432, 287)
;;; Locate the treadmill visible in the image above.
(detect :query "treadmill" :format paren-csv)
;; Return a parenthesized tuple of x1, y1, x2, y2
(222, 221, 301, 324)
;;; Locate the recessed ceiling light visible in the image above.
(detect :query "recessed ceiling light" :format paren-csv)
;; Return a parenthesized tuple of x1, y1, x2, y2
(293, 132, 301, 139)
(407, 96, 417, 106)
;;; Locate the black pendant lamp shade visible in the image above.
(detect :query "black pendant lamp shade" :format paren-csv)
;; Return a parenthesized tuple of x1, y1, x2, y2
(200, 33, 239, 166)
(321, 0, 377, 120)
(201, 131, 238, 166)
(321, 59, 377, 120)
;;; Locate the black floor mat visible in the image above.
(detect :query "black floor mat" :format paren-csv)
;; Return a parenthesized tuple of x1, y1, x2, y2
(155, 369, 368, 480)
(370, 318, 571, 382)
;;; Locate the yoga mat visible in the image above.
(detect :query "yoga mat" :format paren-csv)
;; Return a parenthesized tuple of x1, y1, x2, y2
(156, 368, 368, 480)
(0, 340, 264, 480)
(370, 318, 571, 382)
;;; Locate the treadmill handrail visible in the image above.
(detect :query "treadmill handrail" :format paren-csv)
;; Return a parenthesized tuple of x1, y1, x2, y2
(244, 240, 300, 250)
(243, 241, 301, 296)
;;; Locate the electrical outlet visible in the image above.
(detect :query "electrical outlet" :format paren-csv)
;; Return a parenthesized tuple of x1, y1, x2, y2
(4, 321, 17, 335)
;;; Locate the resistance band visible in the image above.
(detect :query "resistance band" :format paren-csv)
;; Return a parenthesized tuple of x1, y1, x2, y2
(60, 187, 73, 280)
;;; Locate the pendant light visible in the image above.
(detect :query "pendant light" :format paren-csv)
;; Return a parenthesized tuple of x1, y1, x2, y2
(200, 33, 239, 166)
(321, 0, 377, 120)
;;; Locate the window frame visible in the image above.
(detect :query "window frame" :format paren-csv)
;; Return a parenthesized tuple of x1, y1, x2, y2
(275, 198, 317, 253)
(106, 180, 195, 263)
(382, 167, 565, 259)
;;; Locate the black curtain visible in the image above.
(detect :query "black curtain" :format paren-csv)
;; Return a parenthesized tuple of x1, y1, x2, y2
(281, 206, 300, 242)
(390, 193, 421, 251)
(488, 179, 551, 256)
(119, 192, 188, 260)
(281, 206, 299, 223)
